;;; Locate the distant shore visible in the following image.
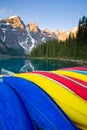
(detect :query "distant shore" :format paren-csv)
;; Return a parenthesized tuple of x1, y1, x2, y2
(29, 57, 87, 65)
(0, 54, 29, 59)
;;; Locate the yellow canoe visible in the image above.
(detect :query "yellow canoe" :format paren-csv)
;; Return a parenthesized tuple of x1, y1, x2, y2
(14, 73, 87, 130)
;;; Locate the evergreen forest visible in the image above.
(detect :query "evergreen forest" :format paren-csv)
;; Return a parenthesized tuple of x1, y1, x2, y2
(30, 16, 87, 60)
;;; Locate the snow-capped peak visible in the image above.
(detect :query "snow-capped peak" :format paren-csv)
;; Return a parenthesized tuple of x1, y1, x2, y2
(4, 15, 25, 29)
(8, 15, 18, 19)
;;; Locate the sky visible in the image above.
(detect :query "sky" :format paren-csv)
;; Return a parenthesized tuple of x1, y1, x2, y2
(0, 0, 87, 31)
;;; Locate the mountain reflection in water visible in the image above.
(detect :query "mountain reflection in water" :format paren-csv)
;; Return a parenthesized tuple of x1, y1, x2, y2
(0, 58, 80, 74)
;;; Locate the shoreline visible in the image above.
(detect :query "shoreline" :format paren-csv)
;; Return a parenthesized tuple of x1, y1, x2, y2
(0, 54, 87, 65)
(0, 54, 29, 59)
(29, 57, 87, 65)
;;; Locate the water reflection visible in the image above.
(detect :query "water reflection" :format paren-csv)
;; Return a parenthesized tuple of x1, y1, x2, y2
(20, 60, 35, 72)
(0, 58, 80, 74)
(0, 58, 35, 74)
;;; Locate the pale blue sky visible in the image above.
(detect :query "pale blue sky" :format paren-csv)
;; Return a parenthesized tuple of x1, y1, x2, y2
(0, 0, 87, 31)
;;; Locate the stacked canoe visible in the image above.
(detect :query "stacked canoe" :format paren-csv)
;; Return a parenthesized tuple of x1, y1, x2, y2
(0, 66, 87, 130)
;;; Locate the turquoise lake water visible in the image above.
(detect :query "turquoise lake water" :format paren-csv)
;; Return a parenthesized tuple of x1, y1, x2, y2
(0, 58, 80, 74)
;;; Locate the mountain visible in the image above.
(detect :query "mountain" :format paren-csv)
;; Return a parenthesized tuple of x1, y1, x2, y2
(0, 16, 57, 56)
(28, 23, 57, 44)
(0, 16, 30, 55)
(2, 15, 25, 29)
(54, 27, 78, 41)
(0, 15, 77, 56)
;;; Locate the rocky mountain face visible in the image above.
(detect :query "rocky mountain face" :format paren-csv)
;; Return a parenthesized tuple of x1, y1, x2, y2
(0, 16, 57, 56)
(0, 15, 77, 56)
(54, 27, 78, 41)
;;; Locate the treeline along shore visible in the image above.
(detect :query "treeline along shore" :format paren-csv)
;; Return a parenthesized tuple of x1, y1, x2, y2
(30, 16, 87, 63)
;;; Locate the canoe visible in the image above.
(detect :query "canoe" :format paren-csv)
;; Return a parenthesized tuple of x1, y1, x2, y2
(31, 71, 87, 101)
(65, 76, 87, 86)
(53, 70, 87, 82)
(3, 76, 77, 130)
(57, 67, 87, 86)
(14, 72, 87, 130)
(59, 66, 87, 71)
(0, 82, 35, 130)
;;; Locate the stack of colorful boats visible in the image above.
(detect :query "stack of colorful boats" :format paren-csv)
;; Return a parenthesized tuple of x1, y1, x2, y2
(0, 66, 87, 130)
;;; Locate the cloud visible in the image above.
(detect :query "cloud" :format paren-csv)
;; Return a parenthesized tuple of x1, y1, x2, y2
(0, 8, 6, 14)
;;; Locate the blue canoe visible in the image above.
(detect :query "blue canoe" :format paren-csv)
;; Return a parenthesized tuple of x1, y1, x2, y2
(0, 82, 35, 130)
(3, 76, 78, 130)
